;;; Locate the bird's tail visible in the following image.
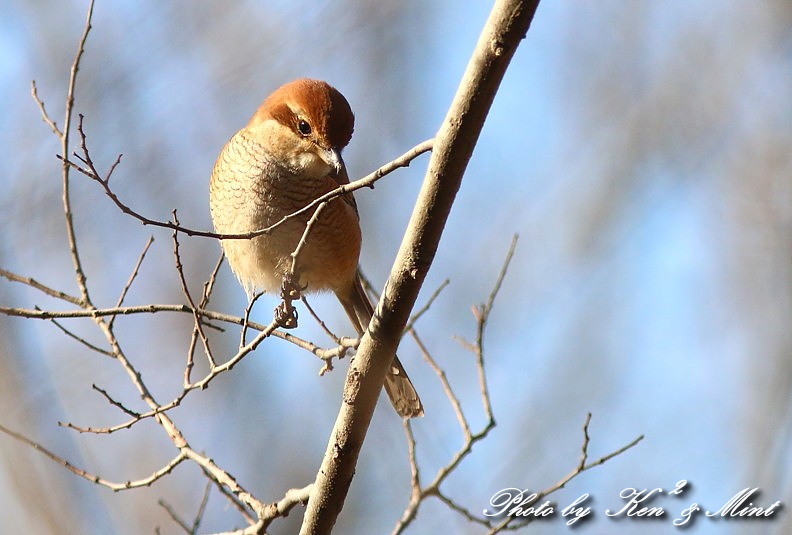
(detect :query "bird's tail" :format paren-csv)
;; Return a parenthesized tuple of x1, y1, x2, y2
(336, 274, 423, 418)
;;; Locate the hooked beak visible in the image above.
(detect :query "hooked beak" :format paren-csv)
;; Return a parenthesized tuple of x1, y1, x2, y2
(322, 147, 344, 175)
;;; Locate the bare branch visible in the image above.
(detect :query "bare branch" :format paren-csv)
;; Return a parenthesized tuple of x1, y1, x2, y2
(46, 314, 113, 357)
(412, 329, 470, 438)
(10, 3, 277, 530)
(180, 448, 265, 522)
(301, 2, 541, 531)
(299, 296, 352, 375)
(0, 423, 187, 491)
(60, 317, 287, 434)
(403, 278, 450, 334)
(200, 466, 256, 525)
(261, 485, 312, 529)
(209, 521, 265, 535)
(60, 0, 96, 306)
(578, 412, 592, 471)
(301, 296, 342, 344)
(202, 254, 225, 304)
(435, 491, 491, 528)
(486, 415, 644, 534)
(171, 211, 216, 368)
(109, 235, 154, 329)
(60, 137, 433, 241)
(1, 302, 351, 372)
(158, 499, 193, 534)
(239, 292, 263, 349)
(192, 481, 213, 534)
(289, 202, 328, 282)
(186, 253, 225, 384)
(30, 80, 62, 137)
(475, 234, 518, 422)
(92, 383, 140, 417)
(158, 481, 211, 535)
(207, 484, 311, 535)
(393, 241, 511, 534)
(1, 268, 83, 306)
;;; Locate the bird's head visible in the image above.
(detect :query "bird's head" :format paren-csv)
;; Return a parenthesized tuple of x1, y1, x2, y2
(247, 78, 355, 178)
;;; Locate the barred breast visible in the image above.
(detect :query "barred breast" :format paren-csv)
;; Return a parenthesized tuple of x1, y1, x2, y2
(209, 129, 361, 299)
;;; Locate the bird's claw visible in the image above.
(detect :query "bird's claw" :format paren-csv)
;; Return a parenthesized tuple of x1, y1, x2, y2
(274, 300, 298, 329)
(275, 275, 304, 329)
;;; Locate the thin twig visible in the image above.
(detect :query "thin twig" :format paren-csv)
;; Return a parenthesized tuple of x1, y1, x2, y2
(272, 200, 330, 331)
(136, 335, 348, 433)
(411, 330, 469, 438)
(202, 254, 225, 303)
(189, 320, 277, 388)
(191, 481, 213, 534)
(158, 499, 192, 534)
(46, 314, 114, 357)
(186, 253, 225, 385)
(393, 238, 517, 535)
(301, 296, 342, 344)
(59, 138, 433, 240)
(200, 466, 256, 525)
(180, 448, 265, 524)
(486, 415, 645, 534)
(0, 423, 187, 491)
(0, 304, 208, 320)
(578, 412, 592, 471)
(30, 80, 62, 137)
(403, 278, 450, 334)
(403, 420, 421, 504)
(16, 3, 272, 530)
(288, 201, 327, 281)
(92, 384, 140, 417)
(239, 292, 264, 350)
(109, 235, 154, 328)
(0, 268, 83, 306)
(0, 303, 353, 361)
(475, 234, 517, 423)
(159, 481, 212, 535)
(61, 318, 285, 434)
(171, 210, 216, 368)
(298, 294, 351, 376)
(60, 0, 96, 306)
(435, 490, 491, 527)
(206, 484, 312, 535)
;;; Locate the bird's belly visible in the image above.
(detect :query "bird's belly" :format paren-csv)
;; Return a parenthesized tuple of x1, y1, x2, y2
(217, 200, 360, 298)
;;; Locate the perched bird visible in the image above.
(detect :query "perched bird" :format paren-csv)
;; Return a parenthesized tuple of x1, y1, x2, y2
(209, 78, 423, 418)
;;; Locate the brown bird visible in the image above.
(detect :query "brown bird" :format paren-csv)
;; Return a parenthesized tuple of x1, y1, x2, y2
(209, 78, 423, 418)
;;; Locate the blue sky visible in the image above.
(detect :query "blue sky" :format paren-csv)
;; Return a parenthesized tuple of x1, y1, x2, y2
(1, 1, 791, 534)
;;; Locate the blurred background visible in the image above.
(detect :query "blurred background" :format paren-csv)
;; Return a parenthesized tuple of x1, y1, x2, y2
(1, 1, 791, 533)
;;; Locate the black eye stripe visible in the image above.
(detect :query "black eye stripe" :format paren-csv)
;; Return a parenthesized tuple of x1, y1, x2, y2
(298, 119, 311, 136)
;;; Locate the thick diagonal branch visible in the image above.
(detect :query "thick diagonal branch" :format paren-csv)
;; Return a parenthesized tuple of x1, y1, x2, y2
(299, 1, 542, 533)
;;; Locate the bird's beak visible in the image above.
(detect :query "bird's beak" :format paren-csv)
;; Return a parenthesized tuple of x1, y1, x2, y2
(322, 147, 344, 175)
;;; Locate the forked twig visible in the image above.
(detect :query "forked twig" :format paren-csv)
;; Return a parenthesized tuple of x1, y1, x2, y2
(393, 238, 516, 535)
(59, 133, 432, 241)
(485, 414, 644, 534)
(171, 211, 216, 368)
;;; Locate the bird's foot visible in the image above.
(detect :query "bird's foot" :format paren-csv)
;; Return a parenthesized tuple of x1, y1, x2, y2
(274, 275, 305, 329)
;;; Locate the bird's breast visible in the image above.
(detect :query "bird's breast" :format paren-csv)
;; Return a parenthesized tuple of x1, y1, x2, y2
(209, 131, 361, 297)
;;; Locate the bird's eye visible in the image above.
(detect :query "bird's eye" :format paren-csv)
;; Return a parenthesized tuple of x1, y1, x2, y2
(298, 119, 312, 136)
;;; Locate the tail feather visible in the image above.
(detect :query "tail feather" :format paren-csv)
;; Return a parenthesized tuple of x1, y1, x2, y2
(336, 274, 424, 418)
